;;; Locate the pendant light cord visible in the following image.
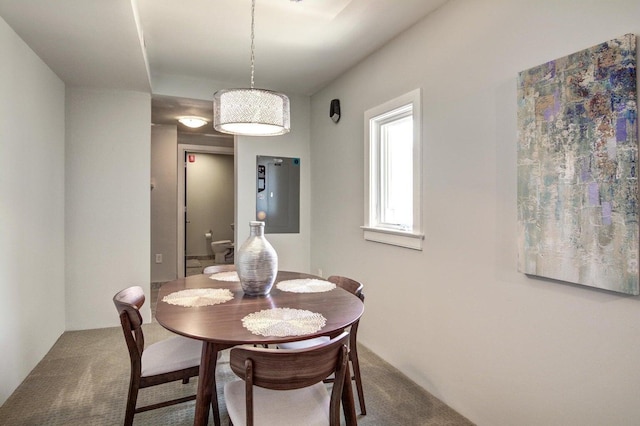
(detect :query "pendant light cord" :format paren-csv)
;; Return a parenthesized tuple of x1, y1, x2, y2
(250, 0, 256, 89)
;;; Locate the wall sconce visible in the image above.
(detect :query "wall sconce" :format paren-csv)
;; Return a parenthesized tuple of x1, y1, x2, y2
(330, 99, 341, 123)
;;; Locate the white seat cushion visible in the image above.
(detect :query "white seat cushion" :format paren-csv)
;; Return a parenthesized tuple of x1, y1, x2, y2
(224, 380, 330, 426)
(276, 336, 330, 350)
(141, 335, 201, 377)
(203, 264, 233, 274)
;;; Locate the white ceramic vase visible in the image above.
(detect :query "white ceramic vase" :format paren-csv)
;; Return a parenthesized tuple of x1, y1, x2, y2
(236, 221, 278, 296)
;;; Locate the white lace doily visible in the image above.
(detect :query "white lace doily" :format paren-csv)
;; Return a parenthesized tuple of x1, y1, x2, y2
(241, 308, 327, 337)
(209, 271, 240, 282)
(162, 288, 234, 307)
(276, 279, 336, 293)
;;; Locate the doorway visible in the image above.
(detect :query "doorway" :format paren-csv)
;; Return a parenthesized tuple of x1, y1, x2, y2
(177, 144, 235, 277)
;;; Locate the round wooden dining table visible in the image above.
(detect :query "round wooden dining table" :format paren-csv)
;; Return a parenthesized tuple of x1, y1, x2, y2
(155, 270, 365, 426)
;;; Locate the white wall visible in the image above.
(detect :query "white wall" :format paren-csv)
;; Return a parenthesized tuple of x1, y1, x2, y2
(65, 88, 151, 329)
(0, 16, 65, 405)
(310, 1, 640, 424)
(236, 93, 311, 272)
(151, 124, 178, 282)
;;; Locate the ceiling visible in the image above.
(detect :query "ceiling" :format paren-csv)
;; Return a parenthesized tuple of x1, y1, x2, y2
(0, 0, 447, 134)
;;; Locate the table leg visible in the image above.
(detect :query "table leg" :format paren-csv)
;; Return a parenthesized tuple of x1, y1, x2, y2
(341, 360, 358, 425)
(194, 342, 220, 426)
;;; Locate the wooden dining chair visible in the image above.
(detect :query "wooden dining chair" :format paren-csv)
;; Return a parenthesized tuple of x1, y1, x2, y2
(203, 264, 236, 274)
(277, 275, 367, 415)
(113, 286, 204, 426)
(224, 331, 350, 426)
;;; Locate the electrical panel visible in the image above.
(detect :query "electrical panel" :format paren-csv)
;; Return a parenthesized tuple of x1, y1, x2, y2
(256, 156, 300, 234)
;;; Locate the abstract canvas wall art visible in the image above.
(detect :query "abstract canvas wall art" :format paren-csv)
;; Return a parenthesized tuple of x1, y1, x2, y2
(517, 34, 638, 295)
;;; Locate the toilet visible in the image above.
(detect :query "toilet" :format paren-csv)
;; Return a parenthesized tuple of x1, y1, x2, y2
(210, 223, 235, 264)
(211, 239, 234, 264)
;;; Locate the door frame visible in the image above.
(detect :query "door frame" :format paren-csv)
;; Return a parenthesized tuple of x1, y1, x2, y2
(177, 143, 235, 278)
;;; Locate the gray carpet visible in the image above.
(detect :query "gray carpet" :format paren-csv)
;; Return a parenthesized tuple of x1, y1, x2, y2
(0, 323, 474, 425)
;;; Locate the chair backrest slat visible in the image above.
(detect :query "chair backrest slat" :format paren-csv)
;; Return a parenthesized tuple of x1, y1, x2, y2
(113, 286, 145, 330)
(230, 332, 349, 391)
(113, 286, 146, 361)
(327, 275, 364, 302)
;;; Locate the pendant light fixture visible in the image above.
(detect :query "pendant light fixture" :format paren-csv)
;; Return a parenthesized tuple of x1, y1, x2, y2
(213, 0, 290, 136)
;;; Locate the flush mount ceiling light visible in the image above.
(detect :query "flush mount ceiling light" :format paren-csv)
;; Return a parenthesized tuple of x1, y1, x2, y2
(213, 0, 291, 136)
(178, 116, 208, 128)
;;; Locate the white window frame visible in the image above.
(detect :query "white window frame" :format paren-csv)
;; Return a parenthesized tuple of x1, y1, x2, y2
(362, 88, 423, 250)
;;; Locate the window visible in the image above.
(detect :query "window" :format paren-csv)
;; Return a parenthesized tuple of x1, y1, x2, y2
(362, 89, 423, 250)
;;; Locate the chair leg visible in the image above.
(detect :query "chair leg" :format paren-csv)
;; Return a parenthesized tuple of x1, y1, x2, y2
(349, 346, 366, 415)
(124, 374, 140, 426)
